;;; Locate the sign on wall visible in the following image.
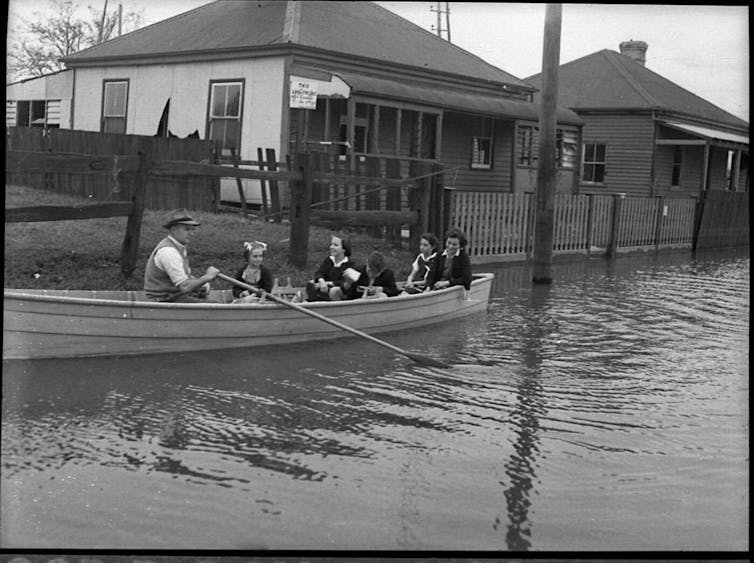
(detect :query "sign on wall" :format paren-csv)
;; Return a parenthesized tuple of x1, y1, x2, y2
(289, 77, 318, 109)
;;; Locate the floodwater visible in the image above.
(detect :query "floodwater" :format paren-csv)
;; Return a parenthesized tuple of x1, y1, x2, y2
(1, 248, 749, 551)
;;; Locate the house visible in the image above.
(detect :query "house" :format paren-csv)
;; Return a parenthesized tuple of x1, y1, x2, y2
(59, 0, 583, 204)
(526, 40, 749, 197)
(5, 69, 74, 130)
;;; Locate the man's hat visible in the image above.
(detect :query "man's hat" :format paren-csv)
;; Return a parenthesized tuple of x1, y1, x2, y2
(163, 209, 200, 229)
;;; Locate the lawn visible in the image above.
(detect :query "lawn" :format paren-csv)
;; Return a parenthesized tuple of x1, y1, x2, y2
(4, 185, 416, 291)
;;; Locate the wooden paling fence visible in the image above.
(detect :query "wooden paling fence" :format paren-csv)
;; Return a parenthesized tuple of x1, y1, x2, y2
(451, 192, 700, 262)
(694, 190, 749, 249)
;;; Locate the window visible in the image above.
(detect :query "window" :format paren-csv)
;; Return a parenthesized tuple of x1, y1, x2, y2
(671, 146, 683, 187)
(518, 125, 537, 166)
(519, 125, 578, 168)
(557, 129, 578, 169)
(101, 80, 128, 133)
(582, 143, 606, 183)
(208, 81, 243, 156)
(15, 100, 47, 127)
(471, 118, 493, 169)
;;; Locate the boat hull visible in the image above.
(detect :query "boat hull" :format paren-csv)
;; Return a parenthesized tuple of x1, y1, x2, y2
(3, 273, 493, 360)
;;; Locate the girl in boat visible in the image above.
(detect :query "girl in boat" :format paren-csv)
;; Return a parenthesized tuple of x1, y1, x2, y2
(232, 241, 274, 303)
(306, 235, 360, 301)
(403, 232, 438, 294)
(356, 250, 399, 299)
(426, 228, 472, 291)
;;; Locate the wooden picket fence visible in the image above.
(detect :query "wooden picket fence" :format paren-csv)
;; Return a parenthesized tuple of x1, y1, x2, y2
(450, 192, 699, 262)
(694, 190, 749, 249)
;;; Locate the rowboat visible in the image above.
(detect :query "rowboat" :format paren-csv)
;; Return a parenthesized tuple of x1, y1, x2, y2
(3, 273, 493, 360)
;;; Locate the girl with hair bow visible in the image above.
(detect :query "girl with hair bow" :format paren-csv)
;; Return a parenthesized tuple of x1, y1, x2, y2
(232, 241, 274, 303)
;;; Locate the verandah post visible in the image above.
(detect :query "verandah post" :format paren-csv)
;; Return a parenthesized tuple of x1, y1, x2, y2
(120, 136, 150, 277)
(289, 152, 312, 269)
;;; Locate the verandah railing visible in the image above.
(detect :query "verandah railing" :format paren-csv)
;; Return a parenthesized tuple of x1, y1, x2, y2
(450, 192, 698, 262)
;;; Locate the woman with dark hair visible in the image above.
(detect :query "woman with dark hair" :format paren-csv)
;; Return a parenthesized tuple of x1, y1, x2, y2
(425, 228, 472, 291)
(306, 234, 360, 301)
(357, 250, 399, 299)
(403, 232, 438, 294)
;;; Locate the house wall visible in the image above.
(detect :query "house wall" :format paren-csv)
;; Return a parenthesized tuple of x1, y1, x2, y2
(577, 112, 655, 196)
(653, 144, 704, 197)
(707, 146, 730, 191)
(440, 113, 514, 191)
(71, 57, 286, 160)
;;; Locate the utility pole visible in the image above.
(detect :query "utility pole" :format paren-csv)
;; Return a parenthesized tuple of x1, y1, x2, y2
(430, 2, 451, 42)
(532, 3, 562, 284)
(97, 0, 109, 43)
(118, 3, 122, 36)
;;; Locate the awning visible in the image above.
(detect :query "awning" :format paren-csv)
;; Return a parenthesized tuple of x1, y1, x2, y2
(293, 66, 582, 125)
(660, 120, 749, 146)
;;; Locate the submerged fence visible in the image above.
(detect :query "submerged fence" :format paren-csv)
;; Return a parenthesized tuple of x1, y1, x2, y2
(451, 192, 699, 262)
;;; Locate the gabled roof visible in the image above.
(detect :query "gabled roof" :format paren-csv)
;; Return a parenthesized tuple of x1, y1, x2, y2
(62, 0, 531, 91)
(526, 49, 748, 131)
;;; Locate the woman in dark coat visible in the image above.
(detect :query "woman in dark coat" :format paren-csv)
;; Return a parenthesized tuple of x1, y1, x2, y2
(425, 228, 472, 291)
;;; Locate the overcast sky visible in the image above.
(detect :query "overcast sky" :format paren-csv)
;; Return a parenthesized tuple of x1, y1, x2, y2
(8, 1, 749, 121)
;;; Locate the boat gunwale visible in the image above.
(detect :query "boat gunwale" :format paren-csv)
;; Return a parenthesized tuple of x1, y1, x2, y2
(4, 272, 494, 309)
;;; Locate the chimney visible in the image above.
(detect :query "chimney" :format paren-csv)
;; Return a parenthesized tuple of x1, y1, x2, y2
(619, 40, 648, 65)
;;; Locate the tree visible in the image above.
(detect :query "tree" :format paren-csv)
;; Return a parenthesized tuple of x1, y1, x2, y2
(7, 0, 144, 82)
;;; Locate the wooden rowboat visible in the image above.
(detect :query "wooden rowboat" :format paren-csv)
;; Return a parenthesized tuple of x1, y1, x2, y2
(3, 273, 493, 360)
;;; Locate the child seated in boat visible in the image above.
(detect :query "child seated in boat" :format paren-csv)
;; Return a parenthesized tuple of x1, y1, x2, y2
(305, 235, 360, 301)
(425, 228, 472, 291)
(357, 250, 399, 299)
(402, 232, 438, 294)
(232, 241, 274, 303)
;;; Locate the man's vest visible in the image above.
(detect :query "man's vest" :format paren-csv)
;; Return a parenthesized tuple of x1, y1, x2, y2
(144, 237, 190, 301)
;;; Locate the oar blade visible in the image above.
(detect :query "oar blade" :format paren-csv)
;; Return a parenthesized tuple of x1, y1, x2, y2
(405, 352, 451, 369)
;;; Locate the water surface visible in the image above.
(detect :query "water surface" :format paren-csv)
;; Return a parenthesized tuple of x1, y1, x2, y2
(2, 249, 749, 550)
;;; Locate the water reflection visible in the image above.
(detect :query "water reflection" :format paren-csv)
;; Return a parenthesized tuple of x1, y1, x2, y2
(499, 284, 550, 550)
(1, 247, 748, 550)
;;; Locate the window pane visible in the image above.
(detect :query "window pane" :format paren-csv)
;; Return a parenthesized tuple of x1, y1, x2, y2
(594, 165, 605, 183)
(212, 84, 227, 117)
(226, 85, 241, 117)
(103, 117, 126, 134)
(595, 144, 606, 161)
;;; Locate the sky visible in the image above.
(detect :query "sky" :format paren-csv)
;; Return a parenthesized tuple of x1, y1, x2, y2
(7, 1, 749, 121)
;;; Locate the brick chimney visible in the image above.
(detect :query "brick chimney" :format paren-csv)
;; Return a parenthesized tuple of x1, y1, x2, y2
(619, 40, 648, 65)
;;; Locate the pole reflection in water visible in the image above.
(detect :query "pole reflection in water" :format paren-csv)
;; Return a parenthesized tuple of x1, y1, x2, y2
(499, 284, 549, 550)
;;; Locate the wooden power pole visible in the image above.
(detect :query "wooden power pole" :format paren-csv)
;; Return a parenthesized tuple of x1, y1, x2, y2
(532, 3, 562, 284)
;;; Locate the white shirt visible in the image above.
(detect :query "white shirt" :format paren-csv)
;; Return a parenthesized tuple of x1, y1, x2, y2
(154, 235, 190, 286)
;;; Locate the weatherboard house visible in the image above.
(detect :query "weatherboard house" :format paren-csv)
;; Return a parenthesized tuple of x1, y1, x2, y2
(56, 0, 583, 203)
(526, 41, 750, 197)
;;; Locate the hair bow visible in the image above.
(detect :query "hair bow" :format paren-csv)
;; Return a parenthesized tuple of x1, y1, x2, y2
(243, 241, 268, 252)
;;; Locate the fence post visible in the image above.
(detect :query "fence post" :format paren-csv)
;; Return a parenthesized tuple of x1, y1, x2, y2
(606, 193, 625, 257)
(120, 136, 151, 277)
(266, 148, 282, 221)
(255, 147, 269, 217)
(289, 152, 312, 269)
(692, 191, 707, 251)
(230, 147, 248, 217)
(653, 196, 666, 250)
(442, 186, 454, 244)
(585, 194, 594, 254)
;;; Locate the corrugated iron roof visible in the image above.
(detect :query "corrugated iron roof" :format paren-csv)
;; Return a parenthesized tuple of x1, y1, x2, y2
(660, 120, 749, 145)
(334, 70, 583, 124)
(62, 0, 531, 90)
(526, 49, 748, 130)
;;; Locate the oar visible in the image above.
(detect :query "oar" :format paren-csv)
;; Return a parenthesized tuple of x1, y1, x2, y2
(217, 273, 449, 368)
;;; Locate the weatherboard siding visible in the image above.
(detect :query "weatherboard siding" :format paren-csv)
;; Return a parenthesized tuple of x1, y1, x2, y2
(577, 113, 655, 196)
(72, 57, 286, 161)
(440, 114, 514, 192)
